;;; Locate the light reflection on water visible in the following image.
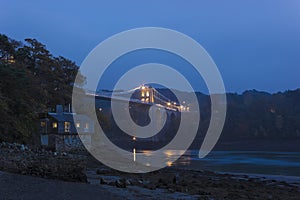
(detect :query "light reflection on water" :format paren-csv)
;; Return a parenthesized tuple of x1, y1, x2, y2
(137, 150, 300, 176)
(136, 150, 191, 167)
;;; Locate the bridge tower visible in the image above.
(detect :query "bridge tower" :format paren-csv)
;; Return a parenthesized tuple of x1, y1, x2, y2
(140, 86, 154, 103)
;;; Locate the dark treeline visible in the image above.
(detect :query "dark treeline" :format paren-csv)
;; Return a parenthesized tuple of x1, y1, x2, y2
(158, 88, 300, 141)
(1, 34, 300, 145)
(0, 34, 85, 143)
(222, 89, 300, 139)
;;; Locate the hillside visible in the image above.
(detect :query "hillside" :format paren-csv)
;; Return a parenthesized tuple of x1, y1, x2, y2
(157, 88, 300, 140)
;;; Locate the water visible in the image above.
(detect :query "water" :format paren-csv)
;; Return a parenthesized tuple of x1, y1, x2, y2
(140, 150, 300, 177)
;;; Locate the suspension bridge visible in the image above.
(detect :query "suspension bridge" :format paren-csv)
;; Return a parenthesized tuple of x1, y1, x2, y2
(86, 85, 190, 112)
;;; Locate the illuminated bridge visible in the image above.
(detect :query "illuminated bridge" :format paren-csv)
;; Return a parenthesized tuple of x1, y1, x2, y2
(86, 85, 190, 112)
(83, 85, 195, 147)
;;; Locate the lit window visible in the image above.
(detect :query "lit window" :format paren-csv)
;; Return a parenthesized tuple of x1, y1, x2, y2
(141, 98, 145, 101)
(8, 56, 15, 64)
(40, 121, 46, 127)
(146, 98, 149, 102)
(76, 123, 80, 128)
(146, 91, 150, 97)
(141, 91, 145, 97)
(64, 122, 70, 132)
(52, 122, 57, 128)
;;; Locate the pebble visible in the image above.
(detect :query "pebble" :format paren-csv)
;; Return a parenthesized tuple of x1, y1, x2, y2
(0, 141, 87, 182)
(115, 179, 126, 188)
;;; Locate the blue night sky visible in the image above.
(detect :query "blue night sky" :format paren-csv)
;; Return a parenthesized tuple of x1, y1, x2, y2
(1, 0, 300, 93)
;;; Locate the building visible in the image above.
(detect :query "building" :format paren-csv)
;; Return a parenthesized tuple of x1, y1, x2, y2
(39, 105, 94, 151)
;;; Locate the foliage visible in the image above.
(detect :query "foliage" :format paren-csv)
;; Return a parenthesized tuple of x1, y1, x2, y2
(0, 34, 86, 143)
(158, 88, 300, 140)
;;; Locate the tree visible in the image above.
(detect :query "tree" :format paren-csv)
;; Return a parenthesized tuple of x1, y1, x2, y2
(0, 34, 86, 143)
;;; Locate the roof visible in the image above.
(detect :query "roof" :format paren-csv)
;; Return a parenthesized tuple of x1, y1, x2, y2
(48, 113, 92, 123)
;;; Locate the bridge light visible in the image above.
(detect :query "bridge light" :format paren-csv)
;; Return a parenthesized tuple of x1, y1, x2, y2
(167, 102, 171, 106)
(133, 136, 136, 141)
(180, 105, 186, 111)
(133, 148, 136, 162)
(173, 102, 176, 105)
(166, 161, 172, 167)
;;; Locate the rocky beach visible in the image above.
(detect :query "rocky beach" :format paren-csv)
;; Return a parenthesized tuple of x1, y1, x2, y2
(0, 142, 87, 182)
(0, 143, 300, 200)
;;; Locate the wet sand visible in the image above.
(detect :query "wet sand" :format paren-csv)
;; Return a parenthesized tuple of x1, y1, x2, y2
(0, 171, 199, 200)
(0, 171, 122, 200)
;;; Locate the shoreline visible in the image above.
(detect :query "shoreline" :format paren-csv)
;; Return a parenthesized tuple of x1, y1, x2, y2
(86, 157, 300, 200)
(1, 142, 300, 199)
(173, 162, 300, 180)
(219, 172, 300, 185)
(1, 161, 300, 200)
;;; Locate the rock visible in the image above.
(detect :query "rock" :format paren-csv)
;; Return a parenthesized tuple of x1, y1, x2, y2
(125, 179, 131, 185)
(100, 178, 107, 185)
(115, 178, 126, 188)
(173, 174, 179, 184)
(144, 183, 156, 190)
(168, 188, 175, 193)
(108, 181, 115, 186)
(0, 141, 87, 182)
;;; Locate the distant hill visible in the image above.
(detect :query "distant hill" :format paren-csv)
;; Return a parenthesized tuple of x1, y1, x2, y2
(1, 34, 299, 145)
(157, 88, 300, 140)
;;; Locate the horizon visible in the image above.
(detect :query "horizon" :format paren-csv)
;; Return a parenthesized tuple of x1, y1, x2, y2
(95, 85, 300, 95)
(1, 1, 300, 93)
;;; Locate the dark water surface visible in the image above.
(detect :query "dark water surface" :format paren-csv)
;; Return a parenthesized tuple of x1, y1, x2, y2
(140, 150, 300, 177)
